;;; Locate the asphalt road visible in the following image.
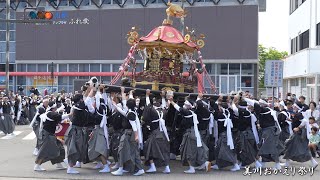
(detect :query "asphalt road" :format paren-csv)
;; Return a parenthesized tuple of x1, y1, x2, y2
(0, 125, 319, 180)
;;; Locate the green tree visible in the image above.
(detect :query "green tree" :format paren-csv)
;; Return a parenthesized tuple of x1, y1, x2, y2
(258, 44, 288, 88)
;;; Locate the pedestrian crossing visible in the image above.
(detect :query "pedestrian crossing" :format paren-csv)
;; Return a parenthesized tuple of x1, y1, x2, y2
(0, 130, 36, 140)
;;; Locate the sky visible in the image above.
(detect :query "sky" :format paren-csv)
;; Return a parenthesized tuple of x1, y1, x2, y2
(259, 0, 289, 52)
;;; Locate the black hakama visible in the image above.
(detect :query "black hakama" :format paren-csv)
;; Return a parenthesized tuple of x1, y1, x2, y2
(144, 129, 170, 167)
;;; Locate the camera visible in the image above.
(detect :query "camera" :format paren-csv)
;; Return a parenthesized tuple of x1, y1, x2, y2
(89, 77, 99, 91)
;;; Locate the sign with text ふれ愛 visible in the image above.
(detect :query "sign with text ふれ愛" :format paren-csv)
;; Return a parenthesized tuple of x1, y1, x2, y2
(264, 60, 283, 87)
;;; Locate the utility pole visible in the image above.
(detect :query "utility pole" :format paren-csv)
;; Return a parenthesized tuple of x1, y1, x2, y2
(51, 62, 54, 94)
(5, 0, 10, 94)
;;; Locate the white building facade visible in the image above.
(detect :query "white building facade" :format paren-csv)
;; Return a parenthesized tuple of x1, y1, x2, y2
(283, 0, 320, 103)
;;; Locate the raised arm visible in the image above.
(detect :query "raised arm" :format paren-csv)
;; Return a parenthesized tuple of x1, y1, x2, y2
(112, 101, 127, 116)
(146, 89, 151, 106)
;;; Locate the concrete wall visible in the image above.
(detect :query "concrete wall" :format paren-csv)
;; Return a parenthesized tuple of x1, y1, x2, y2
(16, 5, 258, 61)
(288, 0, 320, 48)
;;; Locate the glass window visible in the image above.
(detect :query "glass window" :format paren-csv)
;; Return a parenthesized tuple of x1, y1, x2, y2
(101, 76, 111, 84)
(205, 63, 215, 75)
(59, 64, 68, 72)
(58, 76, 68, 85)
(17, 76, 26, 86)
(112, 64, 121, 72)
(0, 42, 15, 52)
(79, 76, 89, 80)
(90, 64, 100, 72)
(69, 64, 78, 72)
(16, 64, 26, 72)
(0, 31, 5, 41)
(38, 64, 47, 72)
(317, 22, 320, 46)
(241, 76, 253, 87)
(58, 86, 68, 93)
(307, 77, 315, 84)
(229, 64, 240, 75)
(69, 76, 76, 85)
(301, 77, 306, 88)
(102, 64, 110, 72)
(27, 64, 36, 71)
(79, 64, 89, 72)
(0, 31, 16, 41)
(241, 63, 253, 75)
(217, 64, 228, 75)
(10, 31, 15, 41)
(9, 52, 15, 63)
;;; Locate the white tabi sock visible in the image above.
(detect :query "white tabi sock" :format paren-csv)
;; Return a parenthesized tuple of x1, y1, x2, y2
(146, 163, 156, 173)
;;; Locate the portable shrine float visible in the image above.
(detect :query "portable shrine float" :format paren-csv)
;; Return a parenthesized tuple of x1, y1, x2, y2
(109, 3, 216, 95)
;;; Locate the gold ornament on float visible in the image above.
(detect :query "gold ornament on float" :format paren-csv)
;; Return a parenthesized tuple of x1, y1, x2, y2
(184, 34, 190, 43)
(127, 27, 139, 45)
(127, 36, 136, 45)
(196, 39, 205, 48)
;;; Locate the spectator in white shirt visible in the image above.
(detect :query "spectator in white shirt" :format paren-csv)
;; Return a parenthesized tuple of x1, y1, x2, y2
(305, 102, 320, 123)
(309, 117, 319, 129)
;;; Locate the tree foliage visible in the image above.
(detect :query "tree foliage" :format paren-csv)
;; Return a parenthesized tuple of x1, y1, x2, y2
(258, 44, 288, 88)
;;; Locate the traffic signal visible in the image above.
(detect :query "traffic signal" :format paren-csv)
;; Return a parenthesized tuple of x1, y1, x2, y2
(29, 11, 53, 20)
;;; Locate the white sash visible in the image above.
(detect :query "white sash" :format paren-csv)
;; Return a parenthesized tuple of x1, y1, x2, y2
(217, 108, 234, 150)
(152, 110, 170, 142)
(280, 111, 293, 135)
(39, 111, 54, 134)
(97, 108, 109, 149)
(262, 108, 282, 132)
(244, 109, 260, 144)
(129, 109, 143, 149)
(29, 112, 40, 127)
(190, 110, 202, 147)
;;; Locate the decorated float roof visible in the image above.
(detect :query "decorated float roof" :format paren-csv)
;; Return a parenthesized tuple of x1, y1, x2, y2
(139, 25, 197, 49)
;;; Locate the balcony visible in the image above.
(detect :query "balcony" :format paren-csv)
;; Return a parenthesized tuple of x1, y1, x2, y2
(283, 48, 320, 78)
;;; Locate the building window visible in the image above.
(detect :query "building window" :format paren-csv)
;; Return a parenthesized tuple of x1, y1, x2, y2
(69, 64, 78, 72)
(217, 64, 228, 75)
(317, 22, 320, 46)
(38, 64, 47, 72)
(290, 0, 306, 14)
(79, 64, 89, 72)
(112, 64, 121, 72)
(241, 63, 253, 75)
(241, 76, 253, 87)
(102, 64, 110, 72)
(299, 29, 309, 51)
(16, 64, 26, 72)
(58, 76, 68, 86)
(59, 64, 68, 72)
(229, 64, 240, 75)
(90, 64, 100, 72)
(27, 64, 36, 72)
(291, 29, 309, 54)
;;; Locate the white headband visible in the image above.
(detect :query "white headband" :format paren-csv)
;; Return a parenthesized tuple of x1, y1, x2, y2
(238, 105, 248, 109)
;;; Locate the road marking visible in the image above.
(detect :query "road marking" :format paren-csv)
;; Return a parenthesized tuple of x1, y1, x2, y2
(22, 131, 36, 140)
(0, 131, 22, 139)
